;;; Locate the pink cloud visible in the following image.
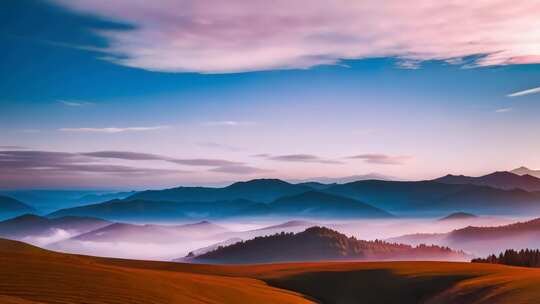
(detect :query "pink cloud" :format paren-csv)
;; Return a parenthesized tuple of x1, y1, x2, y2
(51, 0, 540, 73)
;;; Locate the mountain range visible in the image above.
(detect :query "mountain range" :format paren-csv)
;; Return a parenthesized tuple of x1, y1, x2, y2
(66, 220, 228, 244)
(49, 189, 392, 221)
(189, 226, 469, 264)
(434, 171, 540, 191)
(0, 196, 36, 219)
(6, 169, 540, 222)
(512, 166, 540, 179)
(0, 214, 110, 243)
(388, 217, 540, 256)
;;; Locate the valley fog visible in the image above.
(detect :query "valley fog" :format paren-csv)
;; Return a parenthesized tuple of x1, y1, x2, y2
(25, 215, 526, 261)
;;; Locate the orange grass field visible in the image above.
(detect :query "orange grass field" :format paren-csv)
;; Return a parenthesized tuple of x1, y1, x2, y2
(1, 238, 540, 304)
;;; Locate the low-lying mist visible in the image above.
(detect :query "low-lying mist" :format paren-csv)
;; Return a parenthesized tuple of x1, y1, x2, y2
(27, 215, 529, 261)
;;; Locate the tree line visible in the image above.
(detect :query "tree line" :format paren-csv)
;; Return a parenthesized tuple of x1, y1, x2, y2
(472, 249, 540, 267)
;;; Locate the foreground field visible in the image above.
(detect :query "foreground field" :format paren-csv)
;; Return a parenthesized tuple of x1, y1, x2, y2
(1, 239, 540, 303)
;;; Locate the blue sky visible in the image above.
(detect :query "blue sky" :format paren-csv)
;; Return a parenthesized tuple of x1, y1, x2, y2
(1, 0, 540, 189)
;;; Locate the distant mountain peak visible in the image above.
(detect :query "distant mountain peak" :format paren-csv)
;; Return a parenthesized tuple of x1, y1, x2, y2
(511, 166, 540, 179)
(438, 212, 477, 221)
(226, 178, 292, 188)
(434, 170, 540, 192)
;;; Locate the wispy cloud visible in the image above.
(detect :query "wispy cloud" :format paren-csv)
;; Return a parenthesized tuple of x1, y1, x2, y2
(348, 153, 412, 165)
(58, 100, 94, 107)
(0, 150, 187, 178)
(495, 107, 512, 113)
(202, 121, 256, 127)
(59, 126, 168, 133)
(210, 165, 271, 174)
(507, 86, 540, 97)
(256, 153, 343, 164)
(51, 0, 540, 73)
(82, 150, 243, 167)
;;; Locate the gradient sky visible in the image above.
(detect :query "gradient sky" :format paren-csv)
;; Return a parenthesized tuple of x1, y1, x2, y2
(1, 0, 540, 189)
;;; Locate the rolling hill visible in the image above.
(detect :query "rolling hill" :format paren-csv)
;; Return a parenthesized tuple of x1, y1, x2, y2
(270, 191, 392, 218)
(0, 196, 36, 219)
(190, 226, 468, 264)
(0, 214, 111, 243)
(388, 217, 540, 256)
(67, 220, 228, 244)
(434, 171, 540, 192)
(2, 238, 540, 303)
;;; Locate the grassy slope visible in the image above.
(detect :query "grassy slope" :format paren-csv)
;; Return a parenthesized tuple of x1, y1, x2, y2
(2, 238, 540, 303)
(0, 239, 310, 304)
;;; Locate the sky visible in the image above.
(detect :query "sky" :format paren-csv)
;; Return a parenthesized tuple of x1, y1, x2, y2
(1, 0, 540, 190)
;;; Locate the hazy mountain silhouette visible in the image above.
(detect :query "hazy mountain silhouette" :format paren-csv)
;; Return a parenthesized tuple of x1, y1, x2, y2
(291, 173, 394, 184)
(512, 166, 540, 179)
(67, 220, 228, 244)
(75, 191, 137, 205)
(434, 171, 540, 191)
(323, 179, 540, 214)
(128, 179, 311, 203)
(270, 191, 392, 218)
(47, 198, 275, 221)
(190, 226, 468, 264)
(48, 190, 392, 220)
(389, 217, 540, 256)
(0, 195, 37, 219)
(0, 190, 136, 214)
(437, 212, 477, 221)
(0, 214, 110, 240)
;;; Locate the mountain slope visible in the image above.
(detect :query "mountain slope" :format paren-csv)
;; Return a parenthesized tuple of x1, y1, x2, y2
(128, 179, 311, 203)
(47, 198, 268, 221)
(512, 166, 540, 179)
(434, 171, 540, 191)
(270, 191, 392, 218)
(69, 220, 228, 243)
(0, 238, 309, 304)
(324, 179, 540, 214)
(191, 226, 467, 264)
(48, 190, 392, 220)
(0, 214, 110, 241)
(0, 196, 36, 219)
(438, 212, 477, 221)
(389, 217, 540, 256)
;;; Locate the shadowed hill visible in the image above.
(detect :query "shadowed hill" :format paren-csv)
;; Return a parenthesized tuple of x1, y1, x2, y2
(324, 179, 540, 214)
(389, 217, 540, 256)
(191, 226, 467, 264)
(434, 171, 540, 192)
(438, 212, 477, 221)
(2, 238, 540, 303)
(0, 214, 110, 240)
(48, 190, 392, 220)
(270, 191, 392, 218)
(67, 220, 228, 243)
(0, 196, 36, 219)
